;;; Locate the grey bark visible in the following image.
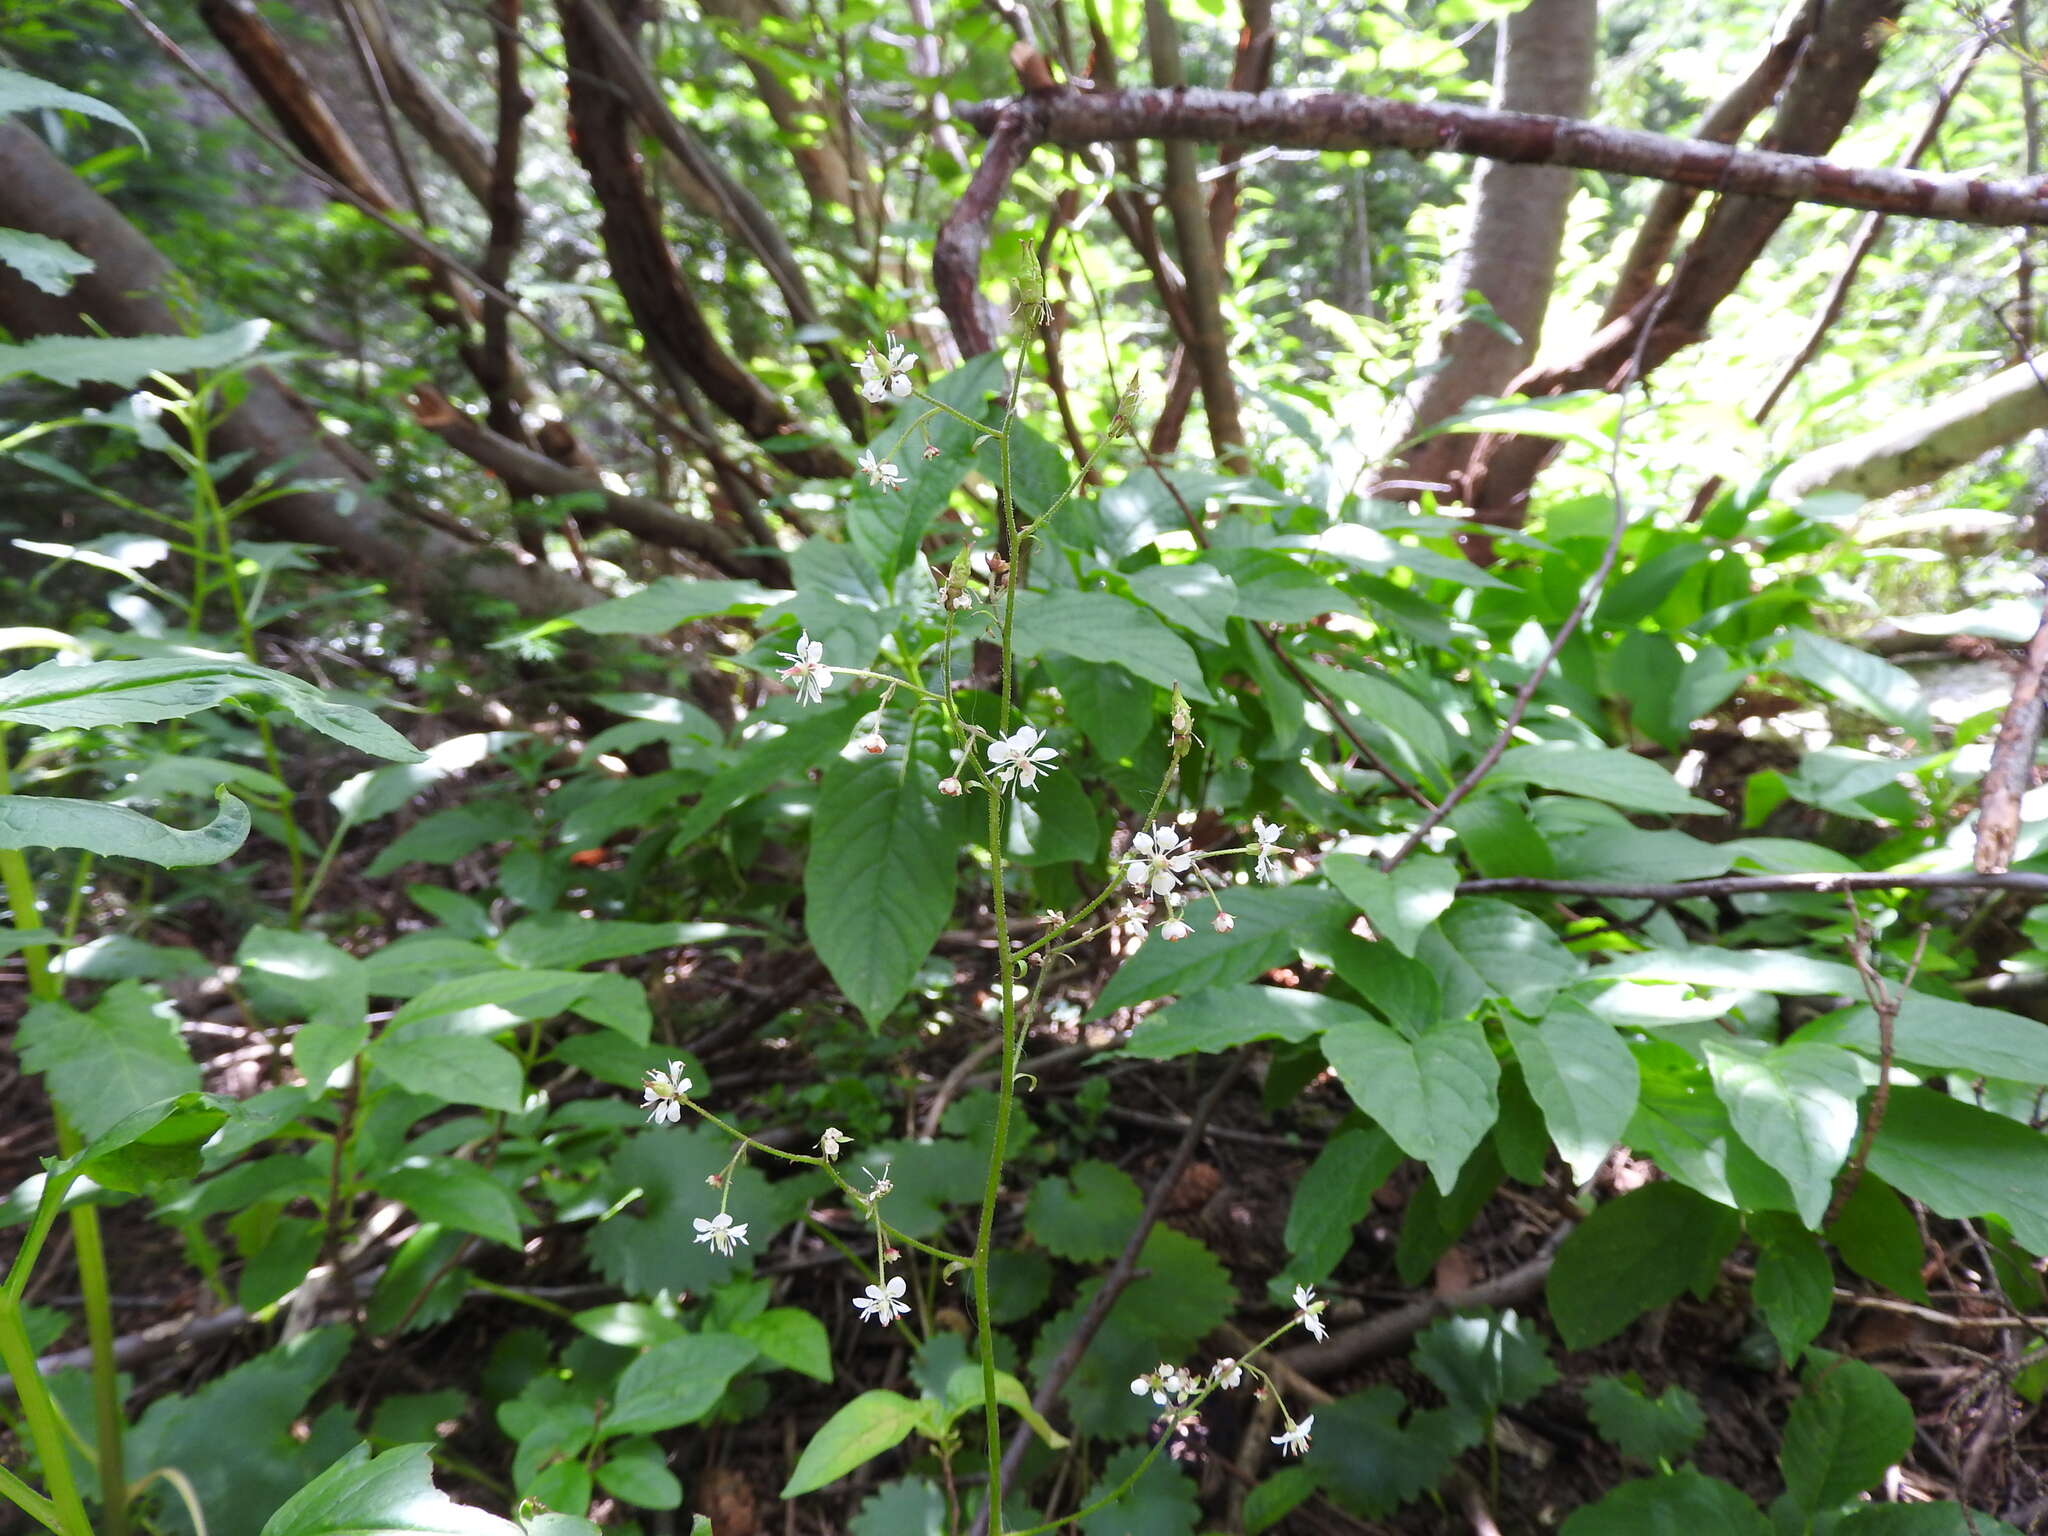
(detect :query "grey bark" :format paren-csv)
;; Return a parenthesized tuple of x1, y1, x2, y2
(1395, 0, 1598, 478)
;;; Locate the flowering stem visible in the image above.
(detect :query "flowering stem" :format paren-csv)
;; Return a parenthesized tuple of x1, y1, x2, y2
(973, 780, 1018, 1536)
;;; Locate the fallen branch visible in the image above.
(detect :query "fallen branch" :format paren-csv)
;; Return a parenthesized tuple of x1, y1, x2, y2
(1457, 871, 2048, 901)
(1277, 1246, 1558, 1378)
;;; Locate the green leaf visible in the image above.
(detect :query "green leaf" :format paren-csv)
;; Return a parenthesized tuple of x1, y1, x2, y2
(1320, 1013, 1499, 1193)
(608, 1332, 760, 1434)
(68, 1090, 232, 1193)
(1503, 1002, 1639, 1184)
(1124, 984, 1361, 1059)
(1836, 1505, 2025, 1535)
(0, 65, 146, 143)
(1284, 1125, 1401, 1283)
(594, 1440, 683, 1510)
(1011, 589, 1213, 701)
(1866, 1087, 2048, 1256)
(1243, 1465, 1317, 1534)
(1411, 1308, 1558, 1419)
(849, 1480, 947, 1536)
(1045, 654, 1154, 761)
(373, 1157, 526, 1248)
(940, 1365, 1070, 1448)
(1125, 562, 1237, 642)
(496, 914, 724, 971)
(567, 577, 779, 635)
(1750, 1211, 1834, 1364)
(0, 319, 268, 387)
(259, 1442, 518, 1536)
(1077, 1445, 1199, 1536)
(1785, 629, 1929, 737)
(781, 1390, 925, 1497)
(1705, 1040, 1864, 1229)
(19, 982, 198, 1140)
(1024, 1160, 1144, 1262)
(1582, 1375, 1707, 1465)
(1487, 742, 1714, 816)
(846, 354, 1004, 579)
(1559, 1469, 1769, 1536)
(1546, 1183, 1741, 1349)
(1440, 899, 1580, 1017)
(1811, 993, 2048, 1087)
(1323, 852, 1458, 957)
(733, 1308, 832, 1382)
(0, 656, 421, 760)
(669, 696, 868, 848)
(387, 970, 595, 1035)
(804, 731, 956, 1023)
(1825, 1174, 1928, 1304)
(1299, 663, 1455, 784)
(1093, 886, 1351, 1015)
(1780, 1353, 1915, 1512)
(0, 228, 94, 296)
(371, 1035, 526, 1114)
(0, 789, 251, 867)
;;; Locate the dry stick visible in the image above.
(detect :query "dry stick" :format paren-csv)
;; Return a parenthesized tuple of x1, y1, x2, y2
(970, 1061, 1246, 1536)
(1974, 597, 2048, 874)
(1456, 870, 2048, 901)
(1825, 901, 1922, 1227)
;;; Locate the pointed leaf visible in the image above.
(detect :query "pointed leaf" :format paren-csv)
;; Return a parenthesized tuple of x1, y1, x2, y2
(1320, 1013, 1499, 1193)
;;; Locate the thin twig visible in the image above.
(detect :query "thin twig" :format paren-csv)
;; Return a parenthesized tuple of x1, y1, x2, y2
(1824, 899, 1920, 1226)
(1456, 870, 2048, 901)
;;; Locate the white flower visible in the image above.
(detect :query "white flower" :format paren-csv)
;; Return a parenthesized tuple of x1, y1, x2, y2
(642, 1061, 692, 1124)
(1211, 1359, 1242, 1389)
(987, 725, 1058, 792)
(1212, 910, 1235, 934)
(858, 336, 918, 403)
(777, 631, 832, 706)
(1126, 824, 1197, 897)
(1159, 915, 1192, 942)
(938, 776, 963, 797)
(858, 1165, 894, 1210)
(1130, 1374, 1154, 1398)
(819, 1127, 850, 1161)
(1252, 817, 1287, 882)
(854, 1273, 911, 1324)
(1293, 1283, 1328, 1343)
(854, 730, 887, 755)
(858, 449, 907, 491)
(1272, 1413, 1313, 1456)
(692, 1212, 749, 1256)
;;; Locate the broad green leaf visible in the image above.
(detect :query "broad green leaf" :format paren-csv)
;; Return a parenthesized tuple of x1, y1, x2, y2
(1866, 1087, 2048, 1254)
(1320, 1013, 1499, 1193)
(1546, 1183, 1741, 1349)
(608, 1332, 760, 1434)
(67, 1090, 231, 1193)
(846, 354, 1005, 579)
(1825, 1174, 1928, 1303)
(1093, 886, 1351, 1015)
(1487, 742, 1714, 816)
(1011, 589, 1213, 701)
(940, 1365, 1070, 1448)
(0, 789, 250, 867)
(1582, 1375, 1706, 1465)
(1705, 1040, 1864, 1228)
(1809, 993, 2048, 1087)
(0, 655, 421, 760)
(239, 930, 366, 1081)
(1551, 826, 1734, 883)
(1244, 1465, 1318, 1534)
(1785, 629, 1929, 737)
(567, 577, 779, 635)
(1504, 1002, 1639, 1184)
(667, 699, 865, 852)
(1599, 946, 1863, 997)
(387, 970, 595, 1036)
(19, 982, 198, 1140)
(1123, 984, 1362, 1059)
(374, 1157, 526, 1248)
(496, 914, 724, 971)
(1045, 654, 1154, 761)
(1750, 1211, 1834, 1364)
(733, 1307, 832, 1382)
(1837, 1506, 2025, 1535)
(1779, 1353, 1915, 1512)
(1024, 1160, 1144, 1262)
(1300, 662, 1455, 783)
(1411, 1309, 1558, 1419)
(259, 1442, 517, 1536)
(1559, 1469, 1769, 1536)
(1285, 1125, 1401, 1283)
(329, 732, 521, 825)
(1323, 852, 1457, 957)
(371, 1035, 526, 1114)
(1125, 562, 1237, 642)
(804, 731, 956, 1024)
(0, 319, 268, 388)
(781, 1390, 926, 1497)
(594, 1440, 683, 1510)
(1440, 898, 1580, 1017)
(0, 228, 93, 296)
(0, 66, 145, 142)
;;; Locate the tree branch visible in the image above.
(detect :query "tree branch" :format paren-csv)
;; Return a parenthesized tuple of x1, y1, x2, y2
(1975, 597, 2048, 874)
(935, 98, 1046, 356)
(1455, 871, 2048, 901)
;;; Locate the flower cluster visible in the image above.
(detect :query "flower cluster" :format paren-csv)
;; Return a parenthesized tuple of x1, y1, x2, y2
(1115, 815, 1287, 943)
(859, 336, 917, 402)
(1128, 1354, 1311, 1456)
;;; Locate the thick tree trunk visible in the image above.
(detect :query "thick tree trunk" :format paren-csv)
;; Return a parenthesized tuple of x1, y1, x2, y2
(0, 122, 595, 617)
(1396, 0, 1598, 484)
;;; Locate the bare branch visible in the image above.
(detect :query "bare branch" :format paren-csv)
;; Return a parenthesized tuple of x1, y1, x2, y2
(1975, 598, 2048, 874)
(1455, 872, 2048, 901)
(935, 99, 1046, 356)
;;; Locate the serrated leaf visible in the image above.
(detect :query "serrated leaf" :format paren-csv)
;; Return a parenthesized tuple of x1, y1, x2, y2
(1559, 1469, 1769, 1535)
(1024, 1160, 1143, 1262)
(1124, 984, 1361, 1058)
(804, 731, 956, 1023)
(607, 1332, 760, 1434)
(259, 1442, 517, 1536)
(1750, 1212, 1834, 1364)
(1320, 1013, 1499, 1193)
(19, 982, 198, 1140)
(1322, 852, 1458, 956)
(1582, 1375, 1706, 1465)
(1780, 1353, 1915, 1512)
(0, 788, 251, 867)
(0, 227, 93, 296)
(1504, 1003, 1639, 1184)
(1411, 1308, 1558, 1419)
(1487, 742, 1714, 816)
(781, 1390, 925, 1497)
(1546, 1183, 1741, 1349)
(1011, 588, 1213, 701)
(1706, 1041, 1864, 1229)
(849, 1480, 946, 1536)
(1077, 1445, 1199, 1536)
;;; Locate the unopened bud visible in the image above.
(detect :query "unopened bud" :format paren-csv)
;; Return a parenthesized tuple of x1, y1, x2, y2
(1160, 917, 1192, 942)
(1212, 911, 1235, 934)
(939, 776, 963, 797)
(923, 444, 942, 460)
(856, 731, 886, 755)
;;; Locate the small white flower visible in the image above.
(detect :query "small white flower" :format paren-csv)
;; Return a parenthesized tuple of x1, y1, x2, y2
(1126, 824, 1197, 897)
(854, 1273, 911, 1324)
(1159, 915, 1192, 942)
(1252, 817, 1287, 882)
(938, 776, 963, 797)
(854, 730, 887, 755)
(692, 1212, 749, 1256)
(777, 631, 832, 706)
(1211, 1359, 1243, 1389)
(858, 1165, 894, 1209)
(1212, 910, 1235, 934)
(819, 1127, 850, 1161)
(1293, 1283, 1328, 1343)
(1131, 1374, 1155, 1398)
(987, 725, 1058, 792)
(857, 449, 907, 491)
(858, 336, 918, 403)
(642, 1061, 692, 1124)
(1272, 1413, 1313, 1456)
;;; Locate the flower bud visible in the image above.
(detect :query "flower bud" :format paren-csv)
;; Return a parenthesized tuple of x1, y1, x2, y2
(939, 776, 963, 797)
(855, 731, 886, 755)
(1212, 911, 1235, 934)
(923, 444, 942, 460)
(1160, 917, 1192, 942)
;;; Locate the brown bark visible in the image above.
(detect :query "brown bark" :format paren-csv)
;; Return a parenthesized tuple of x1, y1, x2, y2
(341, 0, 496, 204)
(936, 102, 1045, 357)
(558, 0, 850, 482)
(1398, 0, 1599, 487)
(1974, 602, 2048, 875)
(0, 121, 595, 617)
